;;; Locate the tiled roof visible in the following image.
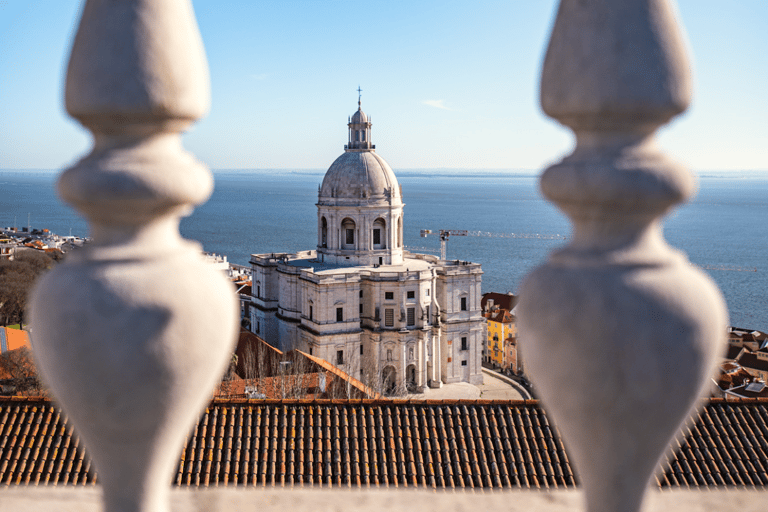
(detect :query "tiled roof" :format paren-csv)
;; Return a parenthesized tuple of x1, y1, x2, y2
(296, 351, 382, 399)
(481, 292, 517, 312)
(738, 352, 768, 372)
(1, 397, 767, 488)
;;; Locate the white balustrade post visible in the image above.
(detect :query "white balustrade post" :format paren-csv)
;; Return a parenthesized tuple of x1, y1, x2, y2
(518, 1, 727, 511)
(29, 1, 238, 511)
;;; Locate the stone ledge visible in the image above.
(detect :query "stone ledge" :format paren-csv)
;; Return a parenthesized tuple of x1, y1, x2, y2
(3, 488, 766, 512)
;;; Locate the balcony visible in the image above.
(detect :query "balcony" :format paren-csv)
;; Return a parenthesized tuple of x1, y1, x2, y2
(5, 0, 763, 511)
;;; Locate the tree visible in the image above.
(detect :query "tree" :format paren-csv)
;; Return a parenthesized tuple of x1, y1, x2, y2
(0, 347, 44, 396)
(0, 251, 53, 327)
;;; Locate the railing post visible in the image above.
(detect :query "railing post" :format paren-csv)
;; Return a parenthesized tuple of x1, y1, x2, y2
(518, 1, 727, 511)
(29, 1, 238, 511)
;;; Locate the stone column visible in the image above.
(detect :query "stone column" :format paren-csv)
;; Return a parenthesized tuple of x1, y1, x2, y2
(518, 1, 727, 512)
(29, 1, 238, 511)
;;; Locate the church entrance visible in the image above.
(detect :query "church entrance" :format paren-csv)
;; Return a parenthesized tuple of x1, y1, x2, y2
(406, 364, 417, 391)
(382, 365, 397, 395)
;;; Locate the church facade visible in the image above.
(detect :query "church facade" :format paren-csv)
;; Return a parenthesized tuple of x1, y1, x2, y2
(249, 99, 483, 394)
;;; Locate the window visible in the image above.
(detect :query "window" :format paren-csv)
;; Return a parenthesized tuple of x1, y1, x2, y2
(359, 290, 363, 298)
(346, 228, 354, 245)
(407, 307, 415, 326)
(385, 292, 394, 300)
(425, 305, 430, 322)
(309, 347, 312, 355)
(375, 307, 380, 321)
(385, 308, 394, 327)
(321, 217, 327, 248)
(360, 345, 363, 355)
(461, 337, 468, 351)
(309, 305, 313, 321)
(336, 307, 343, 322)
(256, 321, 260, 333)
(257, 285, 261, 297)
(359, 303, 363, 314)
(407, 291, 415, 299)
(337, 350, 344, 365)
(373, 228, 381, 245)
(461, 360, 467, 366)
(461, 297, 467, 311)
(426, 289, 430, 296)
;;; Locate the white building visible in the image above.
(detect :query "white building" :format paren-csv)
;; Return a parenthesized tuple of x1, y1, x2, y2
(249, 99, 483, 394)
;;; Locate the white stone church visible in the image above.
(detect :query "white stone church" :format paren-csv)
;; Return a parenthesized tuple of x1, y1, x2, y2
(249, 99, 483, 394)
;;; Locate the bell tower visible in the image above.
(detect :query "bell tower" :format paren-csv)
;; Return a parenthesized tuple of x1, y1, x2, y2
(347, 86, 372, 151)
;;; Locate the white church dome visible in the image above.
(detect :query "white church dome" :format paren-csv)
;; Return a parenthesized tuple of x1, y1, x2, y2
(319, 151, 401, 206)
(350, 107, 368, 124)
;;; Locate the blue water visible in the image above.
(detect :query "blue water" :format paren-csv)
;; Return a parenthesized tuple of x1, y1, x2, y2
(1, 168, 766, 331)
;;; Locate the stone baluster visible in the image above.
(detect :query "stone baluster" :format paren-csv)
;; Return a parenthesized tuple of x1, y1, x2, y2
(29, 1, 238, 511)
(518, 1, 727, 512)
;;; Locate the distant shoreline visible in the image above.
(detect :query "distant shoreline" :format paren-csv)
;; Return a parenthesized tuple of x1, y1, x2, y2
(3, 168, 767, 180)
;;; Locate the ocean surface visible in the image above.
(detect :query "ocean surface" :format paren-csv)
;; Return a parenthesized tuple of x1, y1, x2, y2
(1, 168, 766, 332)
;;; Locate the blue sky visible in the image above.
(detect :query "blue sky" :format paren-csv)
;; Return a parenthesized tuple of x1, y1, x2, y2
(1, 0, 766, 171)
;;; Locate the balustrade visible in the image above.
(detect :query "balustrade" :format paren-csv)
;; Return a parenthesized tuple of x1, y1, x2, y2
(16, 0, 742, 512)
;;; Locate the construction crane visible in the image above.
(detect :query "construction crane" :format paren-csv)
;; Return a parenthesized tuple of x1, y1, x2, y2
(419, 229, 567, 260)
(420, 229, 467, 260)
(418, 229, 758, 272)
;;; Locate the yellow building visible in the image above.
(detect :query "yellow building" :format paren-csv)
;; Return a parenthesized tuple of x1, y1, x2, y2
(481, 292, 519, 372)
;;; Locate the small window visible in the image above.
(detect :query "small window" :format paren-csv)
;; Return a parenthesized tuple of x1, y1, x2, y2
(359, 290, 363, 298)
(337, 350, 344, 365)
(346, 228, 354, 245)
(257, 285, 261, 297)
(379, 257, 383, 265)
(385, 292, 394, 300)
(426, 289, 430, 296)
(359, 303, 363, 314)
(461, 297, 467, 311)
(461, 360, 467, 366)
(375, 307, 380, 321)
(256, 321, 260, 334)
(309, 305, 313, 321)
(425, 305, 430, 322)
(373, 228, 381, 245)
(385, 308, 394, 327)
(309, 347, 313, 355)
(336, 307, 343, 322)
(407, 307, 415, 326)
(461, 337, 468, 351)
(360, 345, 364, 355)
(407, 291, 415, 299)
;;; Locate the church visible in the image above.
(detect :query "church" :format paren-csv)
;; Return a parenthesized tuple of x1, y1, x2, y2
(249, 97, 484, 394)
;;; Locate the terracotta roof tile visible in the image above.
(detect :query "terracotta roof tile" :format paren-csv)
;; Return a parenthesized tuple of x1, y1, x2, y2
(2, 398, 768, 489)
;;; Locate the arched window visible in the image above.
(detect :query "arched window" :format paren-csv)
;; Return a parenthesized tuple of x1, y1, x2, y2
(341, 218, 356, 249)
(321, 217, 328, 248)
(373, 218, 386, 249)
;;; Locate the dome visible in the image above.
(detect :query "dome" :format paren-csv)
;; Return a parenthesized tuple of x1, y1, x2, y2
(319, 151, 402, 206)
(350, 107, 368, 124)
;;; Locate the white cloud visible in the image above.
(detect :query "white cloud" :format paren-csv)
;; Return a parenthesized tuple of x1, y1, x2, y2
(423, 99, 452, 110)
